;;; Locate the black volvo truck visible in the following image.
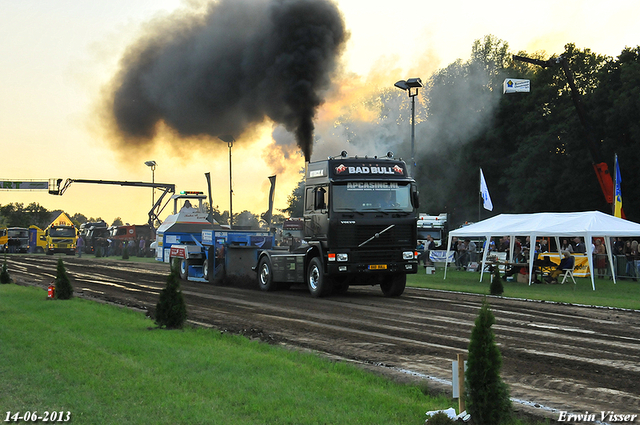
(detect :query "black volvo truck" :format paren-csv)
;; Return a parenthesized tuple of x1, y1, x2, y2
(257, 151, 420, 297)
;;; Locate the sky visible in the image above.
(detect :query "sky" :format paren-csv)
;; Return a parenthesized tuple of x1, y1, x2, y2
(1, 0, 639, 226)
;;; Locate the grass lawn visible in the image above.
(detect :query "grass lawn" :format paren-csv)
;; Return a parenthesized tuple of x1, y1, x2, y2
(408, 266, 640, 310)
(1, 284, 453, 425)
(0, 284, 553, 425)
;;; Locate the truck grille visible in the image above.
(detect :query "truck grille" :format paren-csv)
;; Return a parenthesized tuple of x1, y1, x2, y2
(334, 224, 414, 249)
(351, 249, 402, 263)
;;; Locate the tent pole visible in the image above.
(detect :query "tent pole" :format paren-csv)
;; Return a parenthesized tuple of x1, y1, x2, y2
(478, 170, 481, 222)
(586, 234, 596, 290)
(528, 234, 536, 285)
(605, 236, 616, 284)
(480, 237, 490, 282)
(509, 236, 515, 263)
(444, 234, 453, 280)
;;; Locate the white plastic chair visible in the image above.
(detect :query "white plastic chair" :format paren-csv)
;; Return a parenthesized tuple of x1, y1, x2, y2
(559, 259, 576, 284)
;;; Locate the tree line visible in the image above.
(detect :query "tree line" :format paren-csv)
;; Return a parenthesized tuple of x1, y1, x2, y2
(0, 201, 286, 230)
(0, 202, 105, 230)
(284, 36, 640, 226)
(413, 37, 640, 226)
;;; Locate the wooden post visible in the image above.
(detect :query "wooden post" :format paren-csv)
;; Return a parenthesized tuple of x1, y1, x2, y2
(457, 353, 466, 413)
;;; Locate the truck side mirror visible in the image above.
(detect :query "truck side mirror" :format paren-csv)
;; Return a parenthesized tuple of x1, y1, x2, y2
(411, 184, 420, 209)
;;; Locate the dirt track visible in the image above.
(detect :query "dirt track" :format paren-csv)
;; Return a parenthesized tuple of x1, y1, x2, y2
(6, 254, 640, 423)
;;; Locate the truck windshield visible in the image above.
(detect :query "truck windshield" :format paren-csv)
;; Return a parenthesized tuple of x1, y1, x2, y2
(8, 229, 29, 238)
(332, 182, 413, 213)
(50, 227, 76, 237)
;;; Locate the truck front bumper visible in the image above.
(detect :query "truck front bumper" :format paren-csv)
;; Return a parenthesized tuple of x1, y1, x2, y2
(327, 261, 418, 275)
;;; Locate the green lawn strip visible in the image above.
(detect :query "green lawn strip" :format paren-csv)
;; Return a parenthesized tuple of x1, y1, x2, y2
(1, 285, 450, 425)
(408, 268, 640, 310)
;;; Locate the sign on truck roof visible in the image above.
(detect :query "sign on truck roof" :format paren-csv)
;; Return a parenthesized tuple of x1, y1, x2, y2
(306, 156, 413, 183)
(49, 212, 74, 228)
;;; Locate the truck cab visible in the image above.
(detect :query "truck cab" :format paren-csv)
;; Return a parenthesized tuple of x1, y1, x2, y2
(43, 212, 77, 255)
(79, 220, 108, 254)
(43, 225, 77, 255)
(0, 228, 7, 253)
(154, 192, 217, 264)
(7, 227, 30, 253)
(257, 152, 420, 297)
(417, 213, 448, 248)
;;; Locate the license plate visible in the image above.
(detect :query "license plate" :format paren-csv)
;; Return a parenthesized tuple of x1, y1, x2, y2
(368, 264, 387, 270)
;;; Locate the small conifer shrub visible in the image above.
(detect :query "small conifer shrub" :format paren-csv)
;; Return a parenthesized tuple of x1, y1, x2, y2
(465, 299, 511, 425)
(54, 258, 74, 300)
(1, 255, 11, 284)
(490, 267, 504, 295)
(155, 261, 187, 329)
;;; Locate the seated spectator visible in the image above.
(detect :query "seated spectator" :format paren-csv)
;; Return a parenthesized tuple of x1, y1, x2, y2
(545, 251, 575, 284)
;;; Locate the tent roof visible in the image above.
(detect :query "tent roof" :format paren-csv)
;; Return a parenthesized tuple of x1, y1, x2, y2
(450, 211, 640, 238)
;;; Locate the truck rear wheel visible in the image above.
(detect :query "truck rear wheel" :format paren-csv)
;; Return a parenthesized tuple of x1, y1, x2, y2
(307, 257, 330, 298)
(380, 274, 406, 297)
(257, 257, 278, 291)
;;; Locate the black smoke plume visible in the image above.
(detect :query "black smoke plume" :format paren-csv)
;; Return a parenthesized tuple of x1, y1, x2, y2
(109, 0, 347, 161)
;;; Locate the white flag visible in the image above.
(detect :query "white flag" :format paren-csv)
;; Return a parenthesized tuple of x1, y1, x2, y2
(480, 168, 493, 211)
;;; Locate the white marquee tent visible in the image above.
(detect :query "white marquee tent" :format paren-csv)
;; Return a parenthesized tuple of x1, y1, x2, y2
(444, 211, 640, 290)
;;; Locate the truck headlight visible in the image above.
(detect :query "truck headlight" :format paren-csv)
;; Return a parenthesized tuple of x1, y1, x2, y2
(403, 251, 414, 260)
(337, 253, 348, 262)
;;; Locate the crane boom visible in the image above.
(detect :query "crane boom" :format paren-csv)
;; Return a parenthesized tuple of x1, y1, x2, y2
(513, 54, 616, 208)
(49, 178, 176, 228)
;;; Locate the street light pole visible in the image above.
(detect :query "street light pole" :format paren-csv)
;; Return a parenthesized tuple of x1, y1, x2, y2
(411, 93, 416, 167)
(218, 135, 235, 227)
(394, 78, 423, 173)
(144, 160, 157, 220)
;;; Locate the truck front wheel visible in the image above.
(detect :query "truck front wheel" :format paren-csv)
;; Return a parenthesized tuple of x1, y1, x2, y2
(203, 259, 210, 282)
(257, 257, 277, 292)
(307, 257, 330, 298)
(380, 274, 406, 297)
(179, 259, 188, 280)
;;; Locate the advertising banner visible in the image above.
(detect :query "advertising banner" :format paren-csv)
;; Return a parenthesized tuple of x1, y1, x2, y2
(0, 181, 49, 190)
(430, 250, 455, 263)
(503, 78, 531, 94)
(538, 253, 590, 277)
